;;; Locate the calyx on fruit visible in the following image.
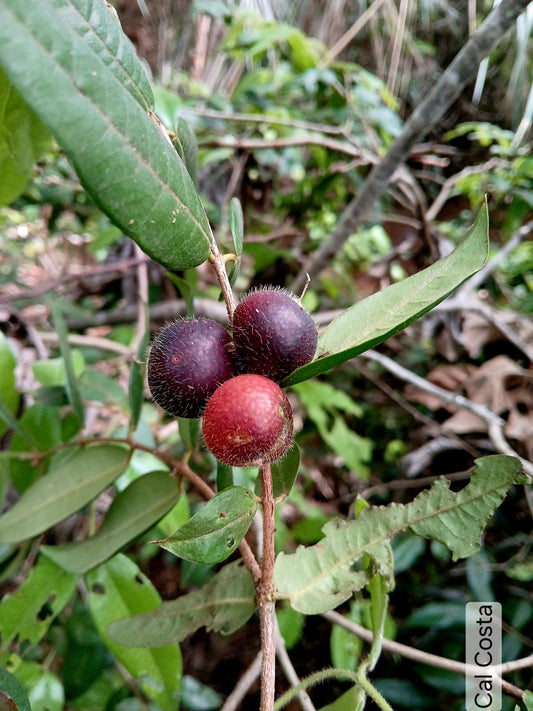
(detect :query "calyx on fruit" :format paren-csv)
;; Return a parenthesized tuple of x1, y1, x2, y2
(232, 287, 317, 381)
(147, 318, 234, 419)
(202, 374, 293, 467)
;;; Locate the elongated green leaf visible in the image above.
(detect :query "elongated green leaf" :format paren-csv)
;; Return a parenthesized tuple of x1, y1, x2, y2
(274, 455, 524, 614)
(50, 0, 154, 111)
(0, 333, 19, 439)
(156, 486, 257, 564)
(0, 444, 130, 543)
(0, 68, 52, 207)
(86, 554, 181, 711)
(42, 471, 180, 574)
(50, 300, 84, 424)
(0, 555, 78, 652)
(256, 443, 300, 501)
(109, 560, 256, 647)
(283, 203, 489, 385)
(0, 0, 212, 270)
(228, 196, 244, 256)
(172, 117, 199, 186)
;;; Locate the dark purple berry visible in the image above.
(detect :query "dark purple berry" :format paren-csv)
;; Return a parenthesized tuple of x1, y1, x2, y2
(147, 318, 234, 418)
(202, 374, 293, 467)
(232, 288, 317, 381)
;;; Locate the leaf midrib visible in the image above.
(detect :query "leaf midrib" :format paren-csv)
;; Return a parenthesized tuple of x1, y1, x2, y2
(3, 2, 211, 243)
(276, 473, 508, 600)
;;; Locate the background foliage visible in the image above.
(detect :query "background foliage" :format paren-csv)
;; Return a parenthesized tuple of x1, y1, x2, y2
(0, 1, 532, 710)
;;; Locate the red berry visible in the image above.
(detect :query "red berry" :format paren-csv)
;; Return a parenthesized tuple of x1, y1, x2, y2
(232, 288, 317, 381)
(202, 374, 293, 467)
(148, 318, 234, 418)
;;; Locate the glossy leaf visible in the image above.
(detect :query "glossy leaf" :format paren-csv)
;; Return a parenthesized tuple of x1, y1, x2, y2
(156, 486, 257, 564)
(0, 444, 130, 543)
(0, 0, 212, 270)
(42, 471, 181, 574)
(0, 68, 52, 207)
(50, 0, 154, 111)
(274, 455, 524, 614)
(283, 203, 489, 385)
(86, 554, 181, 711)
(108, 560, 256, 647)
(0, 555, 78, 651)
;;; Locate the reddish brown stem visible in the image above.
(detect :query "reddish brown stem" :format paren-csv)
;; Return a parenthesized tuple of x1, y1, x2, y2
(258, 462, 276, 711)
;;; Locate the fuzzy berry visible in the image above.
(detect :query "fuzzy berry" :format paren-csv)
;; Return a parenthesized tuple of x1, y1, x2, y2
(148, 318, 234, 418)
(202, 374, 293, 467)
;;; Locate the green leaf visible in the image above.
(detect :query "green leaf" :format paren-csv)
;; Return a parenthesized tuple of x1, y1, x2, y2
(523, 690, 533, 711)
(283, 203, 489, 385)
(50, 300, 84, 424)
(0, 555, 78, 653)
(172, 117, 199, 186)
(86, 554, 182, 711)
(274, 455, 524, 614)
(156, 486, 257, 564)
(32, 351, 85, 387)
(228, 196, 244, 256)
(108, 560, 256, 647)
(0, 444, 130, 543)
(0, 669, 31, 711)
(0, 333, 19, 439)
(42, 471, 180, 574)
(256, 443, 300, 501)
(0, 67, 53, 207)
(13, 665, 64, 711)
(0, 0, 212, 270)
(318, 686, 366, 711)
(50, 0, 154, 112)
(295, 381, 371, 478)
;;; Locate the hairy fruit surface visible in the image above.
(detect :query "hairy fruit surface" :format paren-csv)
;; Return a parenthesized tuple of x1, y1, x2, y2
(147, 318, 234, 419)
(232, 288, 317, 381)
(202, 374, 293, 467)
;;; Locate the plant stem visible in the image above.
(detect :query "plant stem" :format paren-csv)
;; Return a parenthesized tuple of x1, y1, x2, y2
(209, 242, 237, 322)
(259, 462, 276, 711)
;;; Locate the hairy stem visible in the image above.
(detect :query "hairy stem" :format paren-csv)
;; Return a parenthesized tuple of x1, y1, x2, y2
(209, 242, 237, 322)
(259, 462, 277, 711)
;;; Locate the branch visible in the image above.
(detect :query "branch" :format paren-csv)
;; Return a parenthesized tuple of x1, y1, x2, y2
(291, 0, 532, 293)
(359, 349, 533, 477)
(323, 611, 528, 701)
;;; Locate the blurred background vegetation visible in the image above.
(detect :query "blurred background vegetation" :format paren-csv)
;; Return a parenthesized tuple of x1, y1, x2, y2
(1, 1, 532, 709)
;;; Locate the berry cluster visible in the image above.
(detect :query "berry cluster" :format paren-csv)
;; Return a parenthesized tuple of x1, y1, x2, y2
(147, 288, 317, 467)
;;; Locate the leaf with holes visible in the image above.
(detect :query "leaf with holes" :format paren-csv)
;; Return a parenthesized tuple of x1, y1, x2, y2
(155, 486, 257, 564)
(0, 556, 77, 656)
(274, 455, 525, 614)
(86, 554, 181, 711)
